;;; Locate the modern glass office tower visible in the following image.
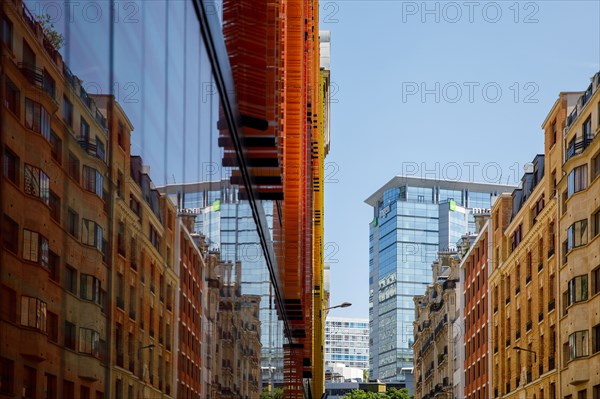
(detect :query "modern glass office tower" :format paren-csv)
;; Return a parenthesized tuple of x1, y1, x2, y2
(325, 317, 369, 370)
(160, 180, 285, 385)
(364, 176, 514, 383)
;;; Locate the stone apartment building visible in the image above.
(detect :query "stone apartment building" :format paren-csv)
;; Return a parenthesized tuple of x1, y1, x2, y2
(556, 72, 600, 399)
(413, 251, 460, 399)
(1, 0, 113, 396)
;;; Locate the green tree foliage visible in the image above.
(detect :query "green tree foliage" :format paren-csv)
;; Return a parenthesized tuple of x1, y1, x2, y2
(260, 387, 284, 399)
(35, 14, 65, 50)
(342, 388, 413, 399)
(385, 387, 413, 399)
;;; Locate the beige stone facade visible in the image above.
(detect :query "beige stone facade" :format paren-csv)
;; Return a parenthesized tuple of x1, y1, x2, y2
(556, 72, 600, 398)
(413, 251, 460, 399)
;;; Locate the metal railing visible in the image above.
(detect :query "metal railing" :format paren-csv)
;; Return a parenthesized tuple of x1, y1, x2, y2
(566, 137, 593, 162)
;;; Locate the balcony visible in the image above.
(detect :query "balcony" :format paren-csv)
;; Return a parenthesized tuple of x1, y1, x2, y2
(565, 137, 594, 162)
(18, 63, 55, 99)
(548, 299, 556, 312)
(77, 137, 97, 156)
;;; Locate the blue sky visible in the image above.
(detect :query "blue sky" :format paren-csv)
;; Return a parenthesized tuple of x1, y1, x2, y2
(321, 1, 600, 318)
(31, 0, 599, 319)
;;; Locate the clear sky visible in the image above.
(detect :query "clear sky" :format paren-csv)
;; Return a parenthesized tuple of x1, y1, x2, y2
(321, 1, 600, 318)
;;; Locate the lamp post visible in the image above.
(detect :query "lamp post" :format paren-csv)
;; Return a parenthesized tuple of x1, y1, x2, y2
(322, 302, 352, 387)
(512, 346, 536, 362)
(325, 302, 352, 311)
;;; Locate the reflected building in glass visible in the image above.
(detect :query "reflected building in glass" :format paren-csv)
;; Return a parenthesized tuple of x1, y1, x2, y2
(364, 176, 514, 386)
(159, 180, 285, 386)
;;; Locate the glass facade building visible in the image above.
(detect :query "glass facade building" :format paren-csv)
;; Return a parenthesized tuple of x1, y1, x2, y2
(365, 176, 514, 383)
(160, 181, 285, 385)
(325, 317, 369, 370)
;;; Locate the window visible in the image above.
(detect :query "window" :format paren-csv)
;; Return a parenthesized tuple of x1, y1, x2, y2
(83, 166, 103, 196)
(45, 373, 57, 399)
(150, 224, 160, 250)
(2, 15, 13, 50)
(0, 285, 17, 322)
(594, 385, 600, 399)
(23, 229, 49, 267)
(23, 366, 36, 399)
(4, 78, 19, 115)
(4, 147, 19, 185)
(593, 209, 600, 238)
(63, 96, 73, 127)
(96, 137, 105, 161)
(130, 194, 141, 216)
(47, 311, 58, 342)
(569, 330, 588, 360)
(67, 208, 78, 237)
(65, 265, 77, 294)
(593, 151, 600, 181)
(48, 191, 61, 223)
(593, 266, 600, 296)
(117, 221, 126, 256)
(3, 214, 19, 254)
(68, 152, 80, 183)
(0, 357, 14, 394)
(583, 116, 592, 139)
(80, 274, 101, 304)
(25, 98, 51, 140)
(49, 251, 60, 282)
(552, 121, 557, 145)
(80, 385, 90, 399)
(50, 131, 62, 164)
(80, 117, 90, 141)
(82, 219, 103, 249)
(24, 164, 50, 204)
(567, 165, 588, 197)
(20, 296, 47, 332)
(43, 69, 56, 99)
(117, 170, 123, 197)
(64, 321, 76, 350)
(63, 380, 74, 399)
(118, 122, 125, 148)
(593, 323, 600, 354)
(79, 328, 100, 356)
(567, 219, 588, 250)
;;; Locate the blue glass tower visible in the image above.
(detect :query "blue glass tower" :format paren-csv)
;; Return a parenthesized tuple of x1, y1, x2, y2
(159, 180, 285, 385)
(365, 176, 513, 384)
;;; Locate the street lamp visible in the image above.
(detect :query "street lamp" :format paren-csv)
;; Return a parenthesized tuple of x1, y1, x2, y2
(512, 346, 536, 362)
(325, 302, 352, 311)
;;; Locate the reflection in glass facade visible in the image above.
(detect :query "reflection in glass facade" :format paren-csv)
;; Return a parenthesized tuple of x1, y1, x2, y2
(160, 181, 285, 385)
(2, 0, 284, 397)
(366, 177, 513, 386)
